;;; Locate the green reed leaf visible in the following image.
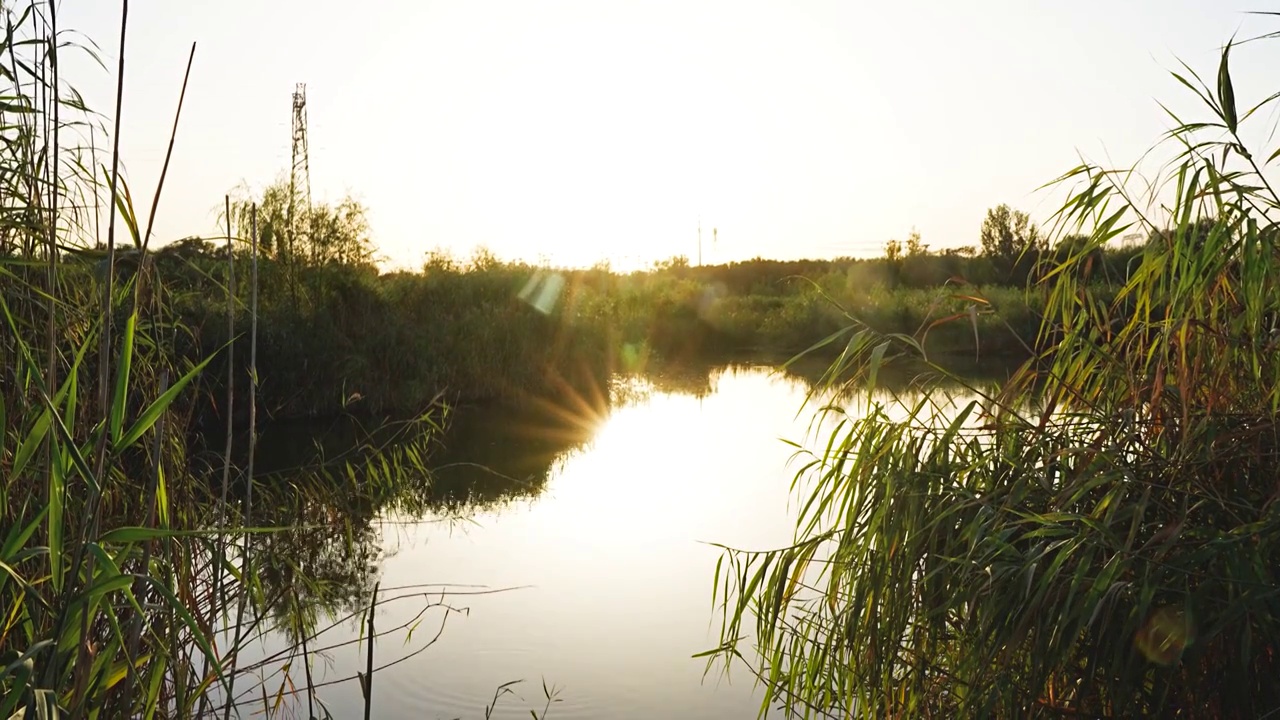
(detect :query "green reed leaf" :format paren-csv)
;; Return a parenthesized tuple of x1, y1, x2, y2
(108, 311, 137, 443)
(1218, 40, 1238, 133)
(114, 348, 220, 452)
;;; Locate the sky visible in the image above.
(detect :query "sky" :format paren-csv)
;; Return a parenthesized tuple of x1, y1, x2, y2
(58, 1, 1280, 270)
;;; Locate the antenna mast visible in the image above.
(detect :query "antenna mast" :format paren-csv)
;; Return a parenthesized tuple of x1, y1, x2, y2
(288, 83, 311, 265)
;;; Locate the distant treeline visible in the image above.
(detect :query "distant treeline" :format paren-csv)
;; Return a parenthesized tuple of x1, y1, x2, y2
(11, 189, 1159, 424)
(146, 236, 1135, 426)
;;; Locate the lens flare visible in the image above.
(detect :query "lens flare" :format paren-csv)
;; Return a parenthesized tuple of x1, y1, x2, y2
(1135, 606, 1194, 665)
(518, 270, 566, 315)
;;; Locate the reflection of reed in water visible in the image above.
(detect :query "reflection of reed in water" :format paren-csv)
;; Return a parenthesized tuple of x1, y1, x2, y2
(205, 409, 540, 717)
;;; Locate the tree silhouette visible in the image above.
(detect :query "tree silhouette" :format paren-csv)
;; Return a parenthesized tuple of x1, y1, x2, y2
(980, 204, 1041, 279)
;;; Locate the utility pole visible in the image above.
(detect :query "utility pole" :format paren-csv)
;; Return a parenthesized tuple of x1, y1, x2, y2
(697, 218, 702, 267)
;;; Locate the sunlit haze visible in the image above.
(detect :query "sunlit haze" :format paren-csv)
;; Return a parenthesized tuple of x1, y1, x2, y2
(62, 1, 1280, 270)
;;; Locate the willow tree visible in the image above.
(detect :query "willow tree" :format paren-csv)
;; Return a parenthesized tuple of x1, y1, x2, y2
(709, 35, 1280, 719)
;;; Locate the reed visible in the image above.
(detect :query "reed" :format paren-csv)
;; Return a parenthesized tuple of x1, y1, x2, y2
(0, 2, 229, 714)
(0, 4, 452, 717)
(707, 29, 1280, 719)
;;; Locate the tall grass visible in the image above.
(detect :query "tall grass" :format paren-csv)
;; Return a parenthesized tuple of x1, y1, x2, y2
(708, 31, 1280, 719)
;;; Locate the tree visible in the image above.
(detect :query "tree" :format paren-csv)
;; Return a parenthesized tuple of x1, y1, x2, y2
(228, 178, 374, 268)
(905, 229, 928, 257)
(300, 197, 374, 267)
(654, 255, 690, 270)
(1146, 216, 1217, 249)
(883, 238, 902, 262)
(226, 178, 376, 309)
(979, 204, 1041, 277)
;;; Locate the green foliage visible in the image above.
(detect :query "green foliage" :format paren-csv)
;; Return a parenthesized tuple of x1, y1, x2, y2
(171, 254, 612, 422)
(225, 178, 376, 314)
(904, 228, 928, 257)
(709, 31, 1280, 719)
(159, 245, 1074, 425)
(981, 203, 1044, 280)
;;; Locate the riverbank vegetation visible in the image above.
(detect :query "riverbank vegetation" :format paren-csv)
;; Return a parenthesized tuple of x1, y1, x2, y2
(169, 197, 1152, 423)
(709, 33, 1280, 718)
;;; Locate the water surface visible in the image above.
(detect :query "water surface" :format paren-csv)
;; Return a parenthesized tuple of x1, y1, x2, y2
(238, 363, 980, 719)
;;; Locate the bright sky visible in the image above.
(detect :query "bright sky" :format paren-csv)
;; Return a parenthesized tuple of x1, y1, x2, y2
(60, 1, 1280, 270)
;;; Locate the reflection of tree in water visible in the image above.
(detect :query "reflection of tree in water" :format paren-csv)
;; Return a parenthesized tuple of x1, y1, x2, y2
(427, 399, 599, 510)
(608, 360, 723, 406)
(610, 352, 1024, 408)
(229, 416, 435, 640)
(243, 398, 604, 633)
(250, 495, 384, 637)
(775, 350, 1024, 399)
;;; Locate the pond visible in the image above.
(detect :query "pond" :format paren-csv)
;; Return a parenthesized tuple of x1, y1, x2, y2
(226, 361, 993, 719)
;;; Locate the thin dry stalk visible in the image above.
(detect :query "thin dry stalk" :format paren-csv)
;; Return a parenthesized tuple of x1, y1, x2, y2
(218, 193, 235, 533)
(41, 0, 58, 518)
(139, 41, 195, 252)
(221, 204, 259, 720)
(36, 0, 59, 634)
(362, 581, 380, 720)
(94, 0, 127, 423)
(206, 193, 236, 720)
(58, 0, 127, 703)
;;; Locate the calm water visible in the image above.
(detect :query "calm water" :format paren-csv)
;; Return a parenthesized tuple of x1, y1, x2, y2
(231, 363, 982, 719)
